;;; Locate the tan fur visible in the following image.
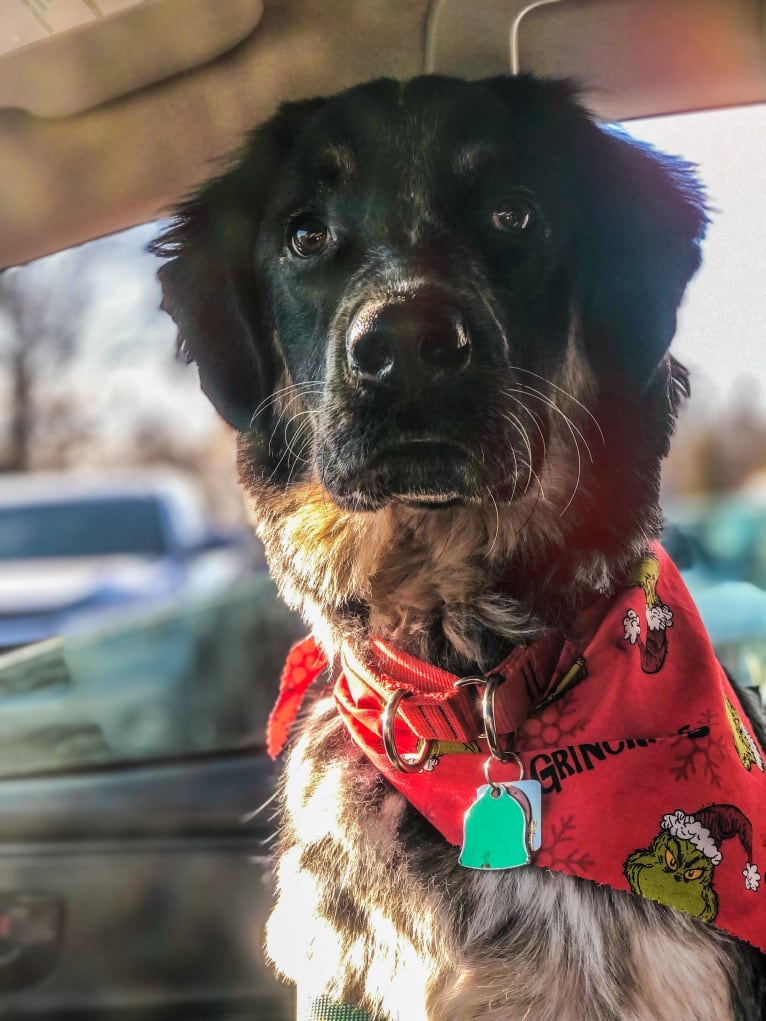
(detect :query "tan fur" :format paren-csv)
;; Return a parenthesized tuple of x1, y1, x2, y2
(243, 394, 629, 670)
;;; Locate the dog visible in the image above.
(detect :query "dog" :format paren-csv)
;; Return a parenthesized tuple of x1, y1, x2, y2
(152, 75, 766, 1020)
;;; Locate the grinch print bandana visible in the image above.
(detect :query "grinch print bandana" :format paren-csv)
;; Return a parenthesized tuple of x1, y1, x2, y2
(270, 544, 766, 953)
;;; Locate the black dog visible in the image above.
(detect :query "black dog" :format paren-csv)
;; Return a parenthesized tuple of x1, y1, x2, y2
(153, 76, 766, 1019)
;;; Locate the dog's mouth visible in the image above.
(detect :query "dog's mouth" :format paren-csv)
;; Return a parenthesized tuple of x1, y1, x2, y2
(317, 431, 540, 512)
(371, 439, 479, 509)
(317, 436, 480, 511)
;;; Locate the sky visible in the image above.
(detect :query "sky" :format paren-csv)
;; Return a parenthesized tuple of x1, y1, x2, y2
(627, 103, 766, 410)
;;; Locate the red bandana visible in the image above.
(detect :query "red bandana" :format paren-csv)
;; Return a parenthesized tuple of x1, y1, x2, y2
(269, 545, 766, 953)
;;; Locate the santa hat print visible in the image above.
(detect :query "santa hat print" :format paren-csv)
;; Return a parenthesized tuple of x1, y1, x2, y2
(662, 804, 761, 892)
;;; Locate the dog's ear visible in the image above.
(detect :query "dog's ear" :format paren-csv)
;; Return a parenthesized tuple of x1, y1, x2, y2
(150, 98, 326, 431)
(486, 76, 707, 384)
(574, 122, 708, 384)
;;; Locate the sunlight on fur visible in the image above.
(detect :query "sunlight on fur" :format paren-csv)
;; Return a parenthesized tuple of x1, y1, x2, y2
(362, 906, 433, 1019)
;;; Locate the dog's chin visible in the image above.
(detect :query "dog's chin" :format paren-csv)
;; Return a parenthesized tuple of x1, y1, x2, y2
(319, 440, 500, 512)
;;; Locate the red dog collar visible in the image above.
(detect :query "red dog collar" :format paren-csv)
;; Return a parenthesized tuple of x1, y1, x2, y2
(269, 545, 766, 953)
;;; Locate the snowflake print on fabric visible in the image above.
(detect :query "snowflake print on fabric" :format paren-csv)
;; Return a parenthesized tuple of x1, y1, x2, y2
(535, 815, 594, 874)
(270, 545, 766, 953)
(520, 700, 588, 752)
(670, 715, 727, 786)
(517, 658, 589, 754)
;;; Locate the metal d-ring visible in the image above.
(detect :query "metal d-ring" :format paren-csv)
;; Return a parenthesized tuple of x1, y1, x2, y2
(382, 689, 434, 773)
(482, 673, 517, 763)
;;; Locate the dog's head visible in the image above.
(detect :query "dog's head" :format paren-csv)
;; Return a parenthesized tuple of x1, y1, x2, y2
(153, 76, 706, 650)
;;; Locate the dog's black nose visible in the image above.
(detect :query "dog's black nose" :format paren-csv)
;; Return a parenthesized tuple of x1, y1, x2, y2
(346, 294, 470, 392)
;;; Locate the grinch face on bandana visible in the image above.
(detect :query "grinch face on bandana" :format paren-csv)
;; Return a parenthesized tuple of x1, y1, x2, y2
(624, 804, 761, 922)
(625, 828, 718, 920)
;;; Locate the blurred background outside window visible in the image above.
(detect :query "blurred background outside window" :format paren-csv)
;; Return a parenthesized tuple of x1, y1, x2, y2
(0, 222, 305, 777)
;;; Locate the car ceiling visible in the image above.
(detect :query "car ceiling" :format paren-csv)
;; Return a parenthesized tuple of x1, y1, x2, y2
(1, 0, 765, 270)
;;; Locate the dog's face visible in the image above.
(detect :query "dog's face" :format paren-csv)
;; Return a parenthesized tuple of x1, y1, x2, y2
(153, 76, 706, 650)
(250, 77, 585, 512)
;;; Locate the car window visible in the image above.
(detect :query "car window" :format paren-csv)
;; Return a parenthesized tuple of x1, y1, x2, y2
(0, 101, 763, 780)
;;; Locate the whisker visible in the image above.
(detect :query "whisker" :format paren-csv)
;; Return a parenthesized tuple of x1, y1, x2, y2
(505, 386, 594, 464)
(502, 410, 534, 491)
(285, 433, 313, 487)
(267, 443, 295, 484)
(268, 388, 320, 456)
(526, 463, 546, 503)
(284, 428, 314, 487)
(267, 408, 316, 484)
(512, 464, 546, 540)
(518, 404, 547, 455)
(485, 486, 501, 555)
(277, 399, 324, 487)
(473, 285, 603, 446)
(504, 386, 583, 515)
(284, 409, 316, 460)
(507, 365, 605, 443)
(251, 380, 323, 427)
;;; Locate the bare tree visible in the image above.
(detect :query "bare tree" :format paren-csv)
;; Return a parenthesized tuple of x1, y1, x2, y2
(0, 225, 226, 481)
(0, 257, 87, 471)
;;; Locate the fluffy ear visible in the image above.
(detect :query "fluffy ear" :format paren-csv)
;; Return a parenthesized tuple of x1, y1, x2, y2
(150, 98, 326, 431)
(486, 76, 707, 384)
(574, 122, 708, 383)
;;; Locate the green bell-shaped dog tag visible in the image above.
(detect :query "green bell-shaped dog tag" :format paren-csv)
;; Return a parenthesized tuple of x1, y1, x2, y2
(459, 784, 532, 870)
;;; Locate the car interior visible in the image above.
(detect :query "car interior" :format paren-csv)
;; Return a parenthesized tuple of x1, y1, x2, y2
(0, 1, 764, 1018)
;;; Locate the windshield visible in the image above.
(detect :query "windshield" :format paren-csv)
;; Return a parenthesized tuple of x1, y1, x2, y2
(0, 496, 167, 559)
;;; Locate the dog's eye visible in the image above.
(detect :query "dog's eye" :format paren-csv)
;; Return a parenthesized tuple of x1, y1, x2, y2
(288, 219, 329, 258)
(491, 196, 535, 233)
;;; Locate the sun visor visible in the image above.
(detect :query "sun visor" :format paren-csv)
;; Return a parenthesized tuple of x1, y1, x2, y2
(0, 0, 264, 117)
(427, 0, 766, 120)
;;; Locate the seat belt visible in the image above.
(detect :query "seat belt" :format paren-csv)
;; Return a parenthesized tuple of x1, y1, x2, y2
(299, 992, 374, 1020)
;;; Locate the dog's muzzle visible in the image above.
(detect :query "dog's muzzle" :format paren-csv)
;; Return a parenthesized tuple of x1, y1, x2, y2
(346, 292, 470, 397)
